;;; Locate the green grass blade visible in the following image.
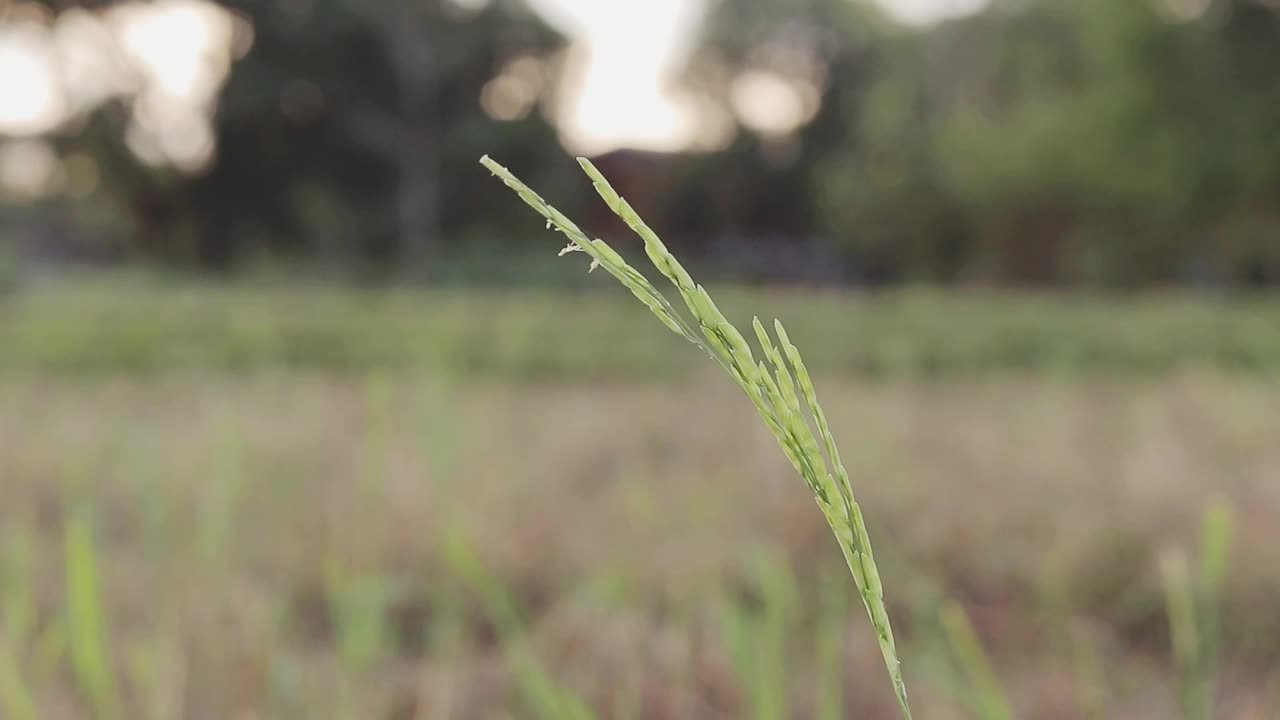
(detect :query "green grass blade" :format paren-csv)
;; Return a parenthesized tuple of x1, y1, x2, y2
(0, 519, 38, 720)
(1160, 497, 1234, 720)
(940, 602, 1013, 720)
(1162, 549, 1205, 720)
(64, 505, 121, 720)
(1198, 496, 1232, 692)
(441, 528, 594, 720)
(752, 549, 795, 720)
(815, 565, 847, 720)
(1070, 626, 1109, 719)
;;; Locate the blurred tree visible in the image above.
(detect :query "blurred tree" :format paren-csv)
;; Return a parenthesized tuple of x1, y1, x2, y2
(935, 0, 1280, 284)
(17, 0, 572, 273)
(190, 0, 574, 272)
(675, 0, 892, 281)
(5, 0, 1277, 284)
(683, 0, 1279, 286)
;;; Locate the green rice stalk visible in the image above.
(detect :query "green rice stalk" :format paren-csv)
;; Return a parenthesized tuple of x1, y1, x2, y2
(1160, 496, 1235, 720)
(124, 612, 184, 720)
(325, 563, 389, 674)
(815, 564, 849, 720)
(722, 548, 795, 720)
(481, 155, 912, 718)
(940, 602, 1012, 720)
(441, 527, 595, 720)
(1161, 548, 1204, 719)
(0, 521, 38, 720)
(64, 505, 121, 720)
(1, 520, 36, 656)
(1069, 626, 1108, 719)
(1197, 496, 1232, 713)
(1165, 497, 1234, 720)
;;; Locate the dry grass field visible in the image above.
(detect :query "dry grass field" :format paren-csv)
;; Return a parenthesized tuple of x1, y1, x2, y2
(2, 366, 1277, 718)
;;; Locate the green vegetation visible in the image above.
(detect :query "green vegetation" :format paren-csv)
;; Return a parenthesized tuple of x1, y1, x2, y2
(64, 506, 121, 720)
(939, 602, 1013, 720)
(3, 281, 1279, 377)
(484, 154, 907, 711)
(0, 159, 1272, 714)
(1161, 498, 1234, 720)
(0, 161, 1272, 719)
(4, 0, 1277, 715)
(0, 374, 1274, 717)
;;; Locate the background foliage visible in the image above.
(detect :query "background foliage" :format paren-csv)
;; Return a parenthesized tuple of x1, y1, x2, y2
(3, 0, 1278, 285)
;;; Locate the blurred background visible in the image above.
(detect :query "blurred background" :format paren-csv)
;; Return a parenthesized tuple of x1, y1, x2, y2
(1, 0, 1279, 717)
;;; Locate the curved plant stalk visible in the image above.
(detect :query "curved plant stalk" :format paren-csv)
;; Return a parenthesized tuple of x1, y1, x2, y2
(481, 155, 913, 718)
(1161, 495, 1234, 720)
(940, 601, 1012, 720)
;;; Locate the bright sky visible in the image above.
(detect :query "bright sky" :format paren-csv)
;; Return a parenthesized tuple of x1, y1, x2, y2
(527, 0, 709, 153)
(0, 0, 238, 189)
(533, 0, 987, 153)
(0, 0, 986, 183)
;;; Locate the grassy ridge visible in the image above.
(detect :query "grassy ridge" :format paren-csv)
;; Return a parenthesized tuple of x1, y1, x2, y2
(2, 280, 1279, 376)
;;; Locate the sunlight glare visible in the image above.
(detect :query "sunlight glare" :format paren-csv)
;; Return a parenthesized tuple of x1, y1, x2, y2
(0, 23, 66, 136)
(531, 0, 709, 155)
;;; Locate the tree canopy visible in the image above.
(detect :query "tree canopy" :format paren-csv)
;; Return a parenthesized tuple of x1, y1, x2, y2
(2, 0, 1277, 285)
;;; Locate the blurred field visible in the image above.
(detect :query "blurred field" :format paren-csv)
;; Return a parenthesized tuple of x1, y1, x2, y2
(3, 281, 1280, 376)
(5, 0, 1279, 715)
(2, 288, 1279, 718)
